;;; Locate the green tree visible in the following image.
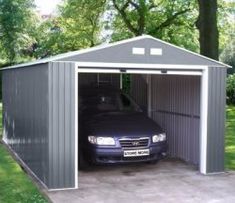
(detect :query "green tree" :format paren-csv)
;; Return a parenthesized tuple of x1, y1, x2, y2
(60, 0, 106, 48)
(220, 36, 235, 74)
(226, 74, 235, 104)
(109, 0, 198, 51)
(0, 0, 36, 64)
(218, 0, 235, 53)
(34, 0, 106, 58)
(33, 18, 65, 58)
(0, 42, 7, 67)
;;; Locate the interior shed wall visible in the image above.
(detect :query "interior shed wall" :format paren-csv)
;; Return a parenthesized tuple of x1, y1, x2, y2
(130, 74, 200, 165)
(2, 64, 50, 186)
(130, 75, 148, 113)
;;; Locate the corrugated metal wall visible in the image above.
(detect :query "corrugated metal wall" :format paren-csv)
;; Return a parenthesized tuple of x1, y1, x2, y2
(151, 75, 201, 165)
(130, 75, 148, 112)
(2, 64, 50, 186)
(206, 67, 226, 173)
(48, 62, 76, 189)
(131, 74, 200, 165)
(2, 62, 226, 191)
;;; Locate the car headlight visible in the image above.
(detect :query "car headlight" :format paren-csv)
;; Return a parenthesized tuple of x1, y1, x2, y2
(88, 136, 97, 144)
(88, 136, 115, 146)
(152, 133, 166, 143)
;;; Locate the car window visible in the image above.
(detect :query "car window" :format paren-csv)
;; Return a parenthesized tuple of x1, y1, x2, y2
(80, 90, 141, 113)
(81, 94, 119, 111)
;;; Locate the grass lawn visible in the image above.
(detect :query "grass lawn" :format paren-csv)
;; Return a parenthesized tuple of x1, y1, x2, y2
(225, 105, 235, 170)
(0, 104, 48, 203)
(0, 146, 48, 203)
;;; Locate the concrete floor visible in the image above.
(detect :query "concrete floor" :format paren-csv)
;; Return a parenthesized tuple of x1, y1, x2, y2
(48, 159, 235, 203)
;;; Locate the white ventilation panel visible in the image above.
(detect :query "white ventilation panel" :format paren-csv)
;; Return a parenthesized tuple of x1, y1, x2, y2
(132, 47, 145, 55)
(150, 48, 162, 56)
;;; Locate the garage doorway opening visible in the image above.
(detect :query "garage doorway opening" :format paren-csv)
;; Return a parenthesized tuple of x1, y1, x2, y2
(77, 71, 201, 172)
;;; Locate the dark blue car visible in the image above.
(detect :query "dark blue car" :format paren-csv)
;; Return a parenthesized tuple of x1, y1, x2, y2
(79, 85, 167, 168)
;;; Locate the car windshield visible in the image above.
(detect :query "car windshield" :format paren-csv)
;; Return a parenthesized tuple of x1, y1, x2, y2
(80, 92, 140, 113)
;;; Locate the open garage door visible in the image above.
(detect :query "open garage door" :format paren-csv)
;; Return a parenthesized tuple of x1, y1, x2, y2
(76, 66, 205, 174)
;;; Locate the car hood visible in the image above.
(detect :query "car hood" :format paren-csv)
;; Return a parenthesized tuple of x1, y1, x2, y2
(83, 112, 163, 137)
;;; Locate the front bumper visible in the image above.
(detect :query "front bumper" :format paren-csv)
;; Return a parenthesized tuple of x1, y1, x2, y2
(87, 142, 167, 164)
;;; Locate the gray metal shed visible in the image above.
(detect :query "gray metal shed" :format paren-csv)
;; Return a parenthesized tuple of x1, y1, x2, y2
(1, 35, 230, 190)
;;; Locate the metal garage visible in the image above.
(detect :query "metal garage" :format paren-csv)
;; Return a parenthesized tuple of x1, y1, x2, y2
(1, 35, 230, 190)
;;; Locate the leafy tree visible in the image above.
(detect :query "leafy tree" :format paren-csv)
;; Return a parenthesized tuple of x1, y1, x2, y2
(217, 0, 235, 74)
(220, 37, 235, 74)
(32, 18, 65, 58)
(0, 42, 7, 66)
(34, 0, 106, 58)
(109, 0, 198, 51)
(0, 0, 36, 64)
(60, 0, 106, 48)
(218, 0, 235, 52)
(227, 74, 235, 104)
(112, 0, 192, 36)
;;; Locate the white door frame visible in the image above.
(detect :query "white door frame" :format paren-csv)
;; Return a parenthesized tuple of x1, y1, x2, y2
(200, 68, 209, 174)
(74, 62, 209, 188)
(74, 65, 78, 189)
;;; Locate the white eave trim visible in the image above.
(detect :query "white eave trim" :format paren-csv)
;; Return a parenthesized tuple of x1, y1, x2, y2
(75, 62, 207, 70)
(77, 68, 202, 76)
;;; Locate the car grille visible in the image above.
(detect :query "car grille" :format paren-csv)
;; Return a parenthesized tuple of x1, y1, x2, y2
(119, 137, 149, 148)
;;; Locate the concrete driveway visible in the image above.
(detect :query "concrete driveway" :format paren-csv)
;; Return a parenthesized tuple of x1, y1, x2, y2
(48, 159, 235, 203)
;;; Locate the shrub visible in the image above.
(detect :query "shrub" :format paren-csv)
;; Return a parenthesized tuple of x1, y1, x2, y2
(227, 74, 235, 104)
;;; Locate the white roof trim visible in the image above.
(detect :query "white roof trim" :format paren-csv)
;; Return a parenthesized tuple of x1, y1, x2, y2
(77, 68, 202, 76)
(75, 61, 207, 70)
(1, 34, 231, 70)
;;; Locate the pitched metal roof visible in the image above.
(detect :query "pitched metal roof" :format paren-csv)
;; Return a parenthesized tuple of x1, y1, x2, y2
(1, 35, 231, 70)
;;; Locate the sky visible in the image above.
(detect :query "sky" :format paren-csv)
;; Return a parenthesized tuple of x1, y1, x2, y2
(35, 0, 62, 15)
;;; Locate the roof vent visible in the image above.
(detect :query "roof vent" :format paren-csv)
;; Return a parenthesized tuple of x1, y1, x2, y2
(132, 47, 145, 55)
(150, 48, 162, 56)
